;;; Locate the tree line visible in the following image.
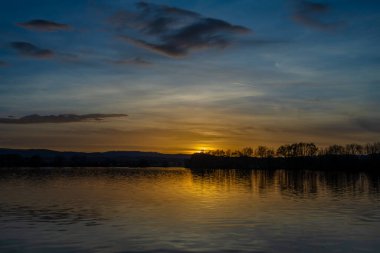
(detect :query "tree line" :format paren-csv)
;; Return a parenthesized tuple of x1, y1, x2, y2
(202, 142, 380, 158)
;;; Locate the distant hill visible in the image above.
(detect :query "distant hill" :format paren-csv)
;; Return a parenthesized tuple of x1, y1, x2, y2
(0, 148, 190, 167)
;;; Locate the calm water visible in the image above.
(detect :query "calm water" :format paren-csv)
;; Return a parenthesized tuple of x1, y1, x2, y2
(0, 168, 380, 253)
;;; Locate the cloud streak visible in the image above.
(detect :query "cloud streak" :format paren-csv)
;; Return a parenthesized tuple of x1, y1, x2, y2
(292, 0, 340, 30)
(17, 19, 70, 31)
(111, 2, 250, 57)
(10, 41, 54, 58)
(352, 117, 380, 133)
(109, 57, 152, 66)
(0, 114, 127, 124)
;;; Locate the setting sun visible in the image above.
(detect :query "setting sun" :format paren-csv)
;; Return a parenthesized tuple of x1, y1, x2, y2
(194, 145, 214, 153)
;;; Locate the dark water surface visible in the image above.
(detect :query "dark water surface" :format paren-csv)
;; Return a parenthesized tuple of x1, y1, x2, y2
(0, 167, 379, 253)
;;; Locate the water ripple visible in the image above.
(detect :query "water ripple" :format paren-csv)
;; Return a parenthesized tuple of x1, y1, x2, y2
(0, 168, 379, 253)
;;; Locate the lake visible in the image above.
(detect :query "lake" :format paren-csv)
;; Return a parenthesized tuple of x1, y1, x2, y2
(0, 167, 379, 253)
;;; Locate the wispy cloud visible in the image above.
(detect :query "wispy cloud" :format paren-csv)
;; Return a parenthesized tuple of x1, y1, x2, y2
(109, 57, 152, 66)
(292, 0, 340, 30)
(17, 19, 70, 31)
(10, 41, 54, 58)
(110, 1, 250, 57)
(0, 114, 127, 124)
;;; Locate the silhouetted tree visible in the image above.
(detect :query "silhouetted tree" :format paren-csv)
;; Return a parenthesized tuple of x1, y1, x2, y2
(345, 144, 363, 155)
(231, 150, 241, 157)
(241, 147, 253, 157)
(277, 145, 290, 157)
(326, 145, 345, 155)
(255, 146, 274, 158)
(305, 143, 318, 156)
(276, 143, 317, 157)
(365, 142, 380, 155)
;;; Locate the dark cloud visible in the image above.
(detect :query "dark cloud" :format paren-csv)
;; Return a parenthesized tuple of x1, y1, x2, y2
(0, 60, 7, 67)
(137, 1, 200, 18)
(0, 114, 127, 124)
(111, 2, 250, 57)
(272, 116, 380, 138)
(110, 57, 152, 66)
(17, 19, 70, 31)
(10, 42, 54, 58)
(109, 2, 201, 34)
(352, 117, 380, 133)
(292, 0, 340, 30)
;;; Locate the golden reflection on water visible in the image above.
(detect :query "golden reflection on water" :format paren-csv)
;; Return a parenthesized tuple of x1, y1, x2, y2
(0, 168, 379, 253)
(1, 168, 378, 206)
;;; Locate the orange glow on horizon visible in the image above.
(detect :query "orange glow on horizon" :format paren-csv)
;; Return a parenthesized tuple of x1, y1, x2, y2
(193, 145, 215, 154)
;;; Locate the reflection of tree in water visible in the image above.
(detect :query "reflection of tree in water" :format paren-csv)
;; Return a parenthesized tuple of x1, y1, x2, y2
(190, 169, 380, 197)
(320, 171, 380, 196)
(191, 169, 254, 192)
(277, 170, 319, 197)
(250, 170, 277, 194)
(191, 169, 279, 195)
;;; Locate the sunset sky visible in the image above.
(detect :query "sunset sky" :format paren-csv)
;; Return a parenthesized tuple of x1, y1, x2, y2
(0, 0, 379, 153)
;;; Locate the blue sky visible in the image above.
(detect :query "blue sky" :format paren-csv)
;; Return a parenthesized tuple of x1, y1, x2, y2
(0, 0, 379, 153)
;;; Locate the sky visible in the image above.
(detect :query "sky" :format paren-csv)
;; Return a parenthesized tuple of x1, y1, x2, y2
(0, 0, 379, 153)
